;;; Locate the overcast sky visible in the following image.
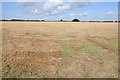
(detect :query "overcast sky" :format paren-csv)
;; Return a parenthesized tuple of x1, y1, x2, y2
(2, 1, 118, 21)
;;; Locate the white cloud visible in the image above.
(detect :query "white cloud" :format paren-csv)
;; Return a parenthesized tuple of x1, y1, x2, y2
(57, 4, 70, 11)
(70, 12, 88, 17)
(34, 9, 38, 13)
(17, 1, 89, 16)
(70, 13, 75, 16)
(106, 11, 114, 15)
(2, 0, 119, 2)
(17, 0, 46, 2)
(48, 0, 62, 2)
(68, 0, 89, 2)
(43, 0, 62, 11)
(82, 12, 88, 16)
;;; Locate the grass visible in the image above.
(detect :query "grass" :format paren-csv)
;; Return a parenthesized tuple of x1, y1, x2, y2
(58, 39, 75, 58)
(80, 42, 102, 55)
(93, 41, 118, 52)
(86, 37, 118, 52)
(40, 74, 49, 78)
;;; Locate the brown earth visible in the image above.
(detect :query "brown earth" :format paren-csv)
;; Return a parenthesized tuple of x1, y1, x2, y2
(2, 22, 118, 78)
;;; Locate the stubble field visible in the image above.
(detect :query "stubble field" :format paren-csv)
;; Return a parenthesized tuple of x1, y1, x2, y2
(2, 22, 118, 78)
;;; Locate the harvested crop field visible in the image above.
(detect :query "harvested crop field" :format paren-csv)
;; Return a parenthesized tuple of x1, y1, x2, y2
(2, 22, 118, 78)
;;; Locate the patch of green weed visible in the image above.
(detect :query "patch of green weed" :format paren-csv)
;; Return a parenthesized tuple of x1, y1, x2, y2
(58, 39, 74, 58)
(80, 42, 102, 55)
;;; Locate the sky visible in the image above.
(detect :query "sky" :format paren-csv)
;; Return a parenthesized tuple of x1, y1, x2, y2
(2, 1, 118, 21)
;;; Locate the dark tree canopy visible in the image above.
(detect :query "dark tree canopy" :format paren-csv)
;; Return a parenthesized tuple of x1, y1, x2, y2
(72, 19, 80, 22)
(60, 19, 63, 21)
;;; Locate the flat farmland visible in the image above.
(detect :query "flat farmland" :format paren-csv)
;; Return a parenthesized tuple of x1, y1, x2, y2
(2, 22, 118, 78)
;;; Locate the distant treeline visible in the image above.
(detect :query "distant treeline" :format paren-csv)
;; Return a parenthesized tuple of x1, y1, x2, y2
(1, 19, 46, 22)
(0, 19, 119, 22)
(88, 21, 119, 22)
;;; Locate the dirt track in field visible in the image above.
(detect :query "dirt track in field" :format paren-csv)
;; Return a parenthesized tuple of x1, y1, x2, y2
(2, 22, 118, 78)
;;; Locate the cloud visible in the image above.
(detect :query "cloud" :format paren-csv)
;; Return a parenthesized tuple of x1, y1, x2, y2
(17, 0, 46, 2)
(17, 0, 35, 2)
(105, 11, 118, 21)
(106, 11, 118, 19)
(2, 0, 119, 2)
(70, 12, 88, 17)
(57, 4, 70, 11)
(82, 12, 88, 16)
(17, 1, 89, 16)
(106, 11, 114, 16)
